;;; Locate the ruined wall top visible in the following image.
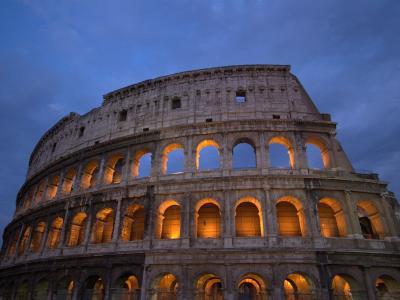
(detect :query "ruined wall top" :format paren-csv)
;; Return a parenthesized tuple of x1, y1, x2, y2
(27, 64, 331, 179)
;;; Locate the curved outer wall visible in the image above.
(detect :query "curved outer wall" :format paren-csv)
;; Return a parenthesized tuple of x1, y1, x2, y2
(0, 64, 400, 300)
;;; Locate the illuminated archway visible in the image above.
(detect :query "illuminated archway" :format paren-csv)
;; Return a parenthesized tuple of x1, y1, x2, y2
(195, 199, 221, 238)
(82, 276, 104, 300)
(357, 200, 385, 239)
(132, 149, 152, 178)
(269, 136, 295, 169)
(151, 273, 178, 300)
(235, 197, 263, 237)
(81, 160, 99, 189)
(104, 154, 125, 185)
(34, 180, 46, 205)
(6, 230, 19, 257)
(120, 204, 145, 241)
(331, 274, 362, 300)
(46, 216, 64, 249)
(46, 174, 60, 200)
(196, 140, 221, 171)
(284, 273, 315, 300)
(232, 139, 256, 169)
(62, 168, 77, 194)
(54, 276, 74, 300)
(30, 221, 46, 252)
(158, 201, 181, 239)
(305, 137, 330, 169)
(112, 274, 140, 300)
(237, 273, 267, 300)
(276, 197, 306, 237)
(375, 275, 400, 300)
(91, 208, 114, 243)
(67, 212, 87, 247)
(196, 273, 223, 300)
(162, 143, 185, 175)
(18, 226, 31, 255)
(318, 198, 347, 237)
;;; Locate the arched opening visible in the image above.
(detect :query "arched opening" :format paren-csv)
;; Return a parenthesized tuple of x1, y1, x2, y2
(196, 200, 221, 238)
(162, 143, 185, 175)
(62, 168, 77, 194)
(6, 230, 19, 257)
(104, 155, 125, 185)
(67, 212, 87, 247)
(305, 137, 330, 169)
(46, 174, 60, 200)
(46, 216, 64, 249)
(120, 204, 145, 241)
(111, 274, 140, 300)
(233, 140, 256, 169)
(16, 281, 29, 300)
(161, 204, 181, 239)
(318, 198, 347, 237)
(357, 200, 384, 239)
(331, 274, 363, 300)
(277, 197, 306, 237)
(82, 276, 104, 300)
(81, 160, 99, 190)
(284, 273, 315, 300)
(132, 149, 152, 178)
(375, 275, 400, 300)
(269, 137, 295, 169)
(235, 198, 262, 237)
(195, 274, 223, 300)
(32, 278, 49, 300)
(54, 277, 74, 300)
(23, 188, 34, 209)
(151, 273, 178, 300)
(30, 222, 46, 252)
(237, 273, 267, 300)
(91, 208, 114, 244)
(34, 180, 46, 205)
(196, 140, 221, 171)
(18, 226, 31, 255)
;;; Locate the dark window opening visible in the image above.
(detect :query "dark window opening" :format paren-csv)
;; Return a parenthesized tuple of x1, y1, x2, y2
(273, 114, 281, 119)
(235, 90, 246, 103)
(172, 97, 181, 109)
(136, 105, 141, 113)
(79, 127, 85, 138)
(52, 143, 57, 153)
(119, 110, 127, 122)
(143, 128, 149, 132)
(206, 118, 213, 123)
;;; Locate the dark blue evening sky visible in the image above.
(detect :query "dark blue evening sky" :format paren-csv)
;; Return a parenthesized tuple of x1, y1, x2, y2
(0, 0, 399, 243)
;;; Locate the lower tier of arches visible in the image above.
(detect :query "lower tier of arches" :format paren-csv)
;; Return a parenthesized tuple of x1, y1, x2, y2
(0, 250, 399, 300)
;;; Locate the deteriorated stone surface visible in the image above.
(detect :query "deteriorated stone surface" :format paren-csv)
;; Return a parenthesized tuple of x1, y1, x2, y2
(0, 65, 399, 300)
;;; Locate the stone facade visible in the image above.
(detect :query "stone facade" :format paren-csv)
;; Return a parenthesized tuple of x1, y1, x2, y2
(0, 64, 399, 300)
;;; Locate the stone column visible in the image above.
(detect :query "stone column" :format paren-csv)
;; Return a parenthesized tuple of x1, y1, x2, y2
(180, 193, 190, 248)
(184, 136, 195, 176)
(96, 156, 106, 187)
(304, 189, 321, 238)
(259, 132, 269, 173)
(344, 191, 363, 238)
(222, 134, 231, 176)
(40, 177, 50, 203)
(104, 266, 112, 300)
(11, 224, 25, 262)
(380, 192, 399, 239)
(293, 132, 308, 170)
(72, 164, 83, 193)
(264, 189, 278, 241)
(123, 149, 131, 183)
(39, 221, 51, 256)
(362, 267, 377, 300)
(55, 170, 65, 199)
(223, 191, 233, 248)
(58, 203, 70, 250)
(83, 206, 94, 250)
(112, 197, 123, 248)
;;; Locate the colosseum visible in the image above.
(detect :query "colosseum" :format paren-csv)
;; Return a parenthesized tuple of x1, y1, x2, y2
(0, 64, 399, 300)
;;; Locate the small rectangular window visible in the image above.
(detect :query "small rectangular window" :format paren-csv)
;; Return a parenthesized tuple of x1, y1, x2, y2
(79, 126, 85, 138)
(119, 110, 127, 121)
(235, 90, 246, 103)
(172, 97, 181, 109)
(273, 114, 281, 119)
(52, 143, 57, 153)
(136, 105, 142, 113)
(143, 127, 149, 132)
(206, 118, 213, 123)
